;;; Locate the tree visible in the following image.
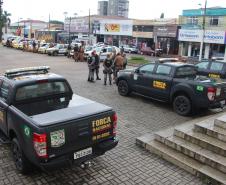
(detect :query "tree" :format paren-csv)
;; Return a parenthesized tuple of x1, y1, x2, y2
(160, 13, 164, 19)
(0, 10, 11, 40)
(2, 11, 11, 34)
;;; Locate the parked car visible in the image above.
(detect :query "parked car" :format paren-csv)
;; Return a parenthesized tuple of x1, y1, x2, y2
(121, 45, 138, 54)
(38, 43, 50, 54)
(0, 66, 118, 174)
(99, 46, 120, 62)
(195, 60, 226, 79)
(46, 44, 68, 56)
(116, 62, 226, 116)
(140, 47, 155, 56)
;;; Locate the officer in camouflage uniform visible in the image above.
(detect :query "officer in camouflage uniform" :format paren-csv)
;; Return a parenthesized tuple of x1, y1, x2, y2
(103, 54, 113, 85)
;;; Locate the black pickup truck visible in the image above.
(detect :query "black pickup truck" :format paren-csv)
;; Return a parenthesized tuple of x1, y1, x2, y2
(116, 62, 226, 116)
(0, 66, 118, 174)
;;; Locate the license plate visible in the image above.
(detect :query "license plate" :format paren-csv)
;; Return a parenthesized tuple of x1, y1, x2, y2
(74, 147, 92, 160)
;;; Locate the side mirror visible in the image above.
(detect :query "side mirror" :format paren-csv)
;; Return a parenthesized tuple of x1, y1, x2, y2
(135, 69, 140, 73)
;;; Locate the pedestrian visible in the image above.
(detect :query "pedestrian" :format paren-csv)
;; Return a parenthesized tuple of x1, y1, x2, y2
(93, 50, 101, 80)
(120, 45, 124, 55)
(32, 40, 36, 53)
(122, 53, 128, 69)
(74, 44, 79, 62)
(78, 46, 85, 62)
(22, 40, 26, 52)
(113, 53, 124, 82)
(103, 54, 113, 85)
(67, 44, 71, 58)
(87, 51, 96, 82)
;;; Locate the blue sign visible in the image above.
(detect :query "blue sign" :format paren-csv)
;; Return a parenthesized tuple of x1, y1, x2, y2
(183, 8, 226, 16)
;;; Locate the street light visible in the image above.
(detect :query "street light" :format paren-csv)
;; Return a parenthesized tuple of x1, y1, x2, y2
(199, 0, 207, 61)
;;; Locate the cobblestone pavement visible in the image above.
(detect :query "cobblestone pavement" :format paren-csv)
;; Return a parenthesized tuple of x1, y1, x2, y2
(0, 46, 206, 185)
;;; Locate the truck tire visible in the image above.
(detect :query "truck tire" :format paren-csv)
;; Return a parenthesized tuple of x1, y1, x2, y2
(118, 80, 130, 96)
(11, 138, 33, 174)
(173, 95, 191, 116)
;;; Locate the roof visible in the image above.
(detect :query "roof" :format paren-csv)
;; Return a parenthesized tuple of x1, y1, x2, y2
(163, 62, 194, 67)
(3, 66, 64, 84)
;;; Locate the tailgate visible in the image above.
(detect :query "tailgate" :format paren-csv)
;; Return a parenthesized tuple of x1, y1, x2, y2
(37, 110, 115, 159)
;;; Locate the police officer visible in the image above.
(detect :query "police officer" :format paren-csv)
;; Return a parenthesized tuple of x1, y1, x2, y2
(93, 51, 101, 80)
(103, 54, 113, 85)
(87, 51, 96, 82)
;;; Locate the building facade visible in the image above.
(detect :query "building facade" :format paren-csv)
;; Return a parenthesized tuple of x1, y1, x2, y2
(178, 7, 226, 60)
(98, 0, 108, 16)
(108, 0, 129, 18)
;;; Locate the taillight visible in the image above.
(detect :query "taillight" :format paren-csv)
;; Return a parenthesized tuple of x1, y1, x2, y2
(112, 113, 117, 137)
(207, 87, 216, 101)
(33, 133, 48, 158)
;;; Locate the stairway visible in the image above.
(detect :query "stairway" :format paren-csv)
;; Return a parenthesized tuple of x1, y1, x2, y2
(136, 113, 226, 185)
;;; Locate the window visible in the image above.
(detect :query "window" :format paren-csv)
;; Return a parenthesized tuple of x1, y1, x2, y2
(187, 16, 198, 25)
(210, 62, 223, 71)
(210, 16, 219, 26)
(156, 65, 172, 75)
(196, 62, 209, 69)
(139, 64, 155, 74)
(0, 81, 10, 101)
(15, 81, 70, 101)
(175, 66, 197, 77)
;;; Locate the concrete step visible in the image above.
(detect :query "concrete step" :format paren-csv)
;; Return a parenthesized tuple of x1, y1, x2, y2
(194, 119, 226, 143)
(158, 132, 226, 174)
(174, 126, 226, 157)
(215, 115, 226, 129)
(146, 140, 226, 185)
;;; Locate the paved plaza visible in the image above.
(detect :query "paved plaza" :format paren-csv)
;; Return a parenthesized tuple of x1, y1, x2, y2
(0, 46, 206, 185)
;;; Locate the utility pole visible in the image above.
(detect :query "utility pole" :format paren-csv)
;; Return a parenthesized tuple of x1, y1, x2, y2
(0, 0, 3, 42)
(48, 14, 50, 31)
(88, 8, 91, 45)
(199, 0, 207, 61)
(68, 17, 71, 44)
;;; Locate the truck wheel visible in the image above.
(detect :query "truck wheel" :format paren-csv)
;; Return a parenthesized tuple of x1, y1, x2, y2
(118, 80, 130, 96)
(173, 95, 191, 116)
(53, 51, 57, 56)
(11, 138, 32, 174)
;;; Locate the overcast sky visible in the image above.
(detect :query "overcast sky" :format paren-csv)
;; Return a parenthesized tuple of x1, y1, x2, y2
(3, 0, 226, 23)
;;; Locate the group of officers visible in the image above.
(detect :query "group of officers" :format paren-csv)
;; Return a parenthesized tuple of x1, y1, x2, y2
(87, 50, 127, 85)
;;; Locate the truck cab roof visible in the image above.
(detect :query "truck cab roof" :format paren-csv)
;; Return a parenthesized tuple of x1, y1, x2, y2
(1, 66, 66, 86)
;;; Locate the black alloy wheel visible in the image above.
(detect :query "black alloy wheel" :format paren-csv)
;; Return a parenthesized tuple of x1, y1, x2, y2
(118, 80, 130, 96)
(11, 138, 32, 174)
(173, 95, 191, 116)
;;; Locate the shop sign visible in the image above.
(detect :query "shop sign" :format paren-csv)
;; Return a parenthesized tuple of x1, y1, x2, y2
(105, 24, 120, 32)
(154, 25, 177, 38)
(178, 29, 202, 42)
(99, 19, 132, 36)
(204, 30, 225, 44)
(179, 29, 226, 44)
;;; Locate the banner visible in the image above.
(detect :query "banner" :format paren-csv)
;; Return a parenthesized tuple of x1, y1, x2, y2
(99, 19, 132, 36)
(105, 24, 120, 32)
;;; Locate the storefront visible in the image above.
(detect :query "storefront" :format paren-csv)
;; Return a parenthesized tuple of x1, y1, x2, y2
(153, 25, 179, 55)
(178, 29, 226, 60)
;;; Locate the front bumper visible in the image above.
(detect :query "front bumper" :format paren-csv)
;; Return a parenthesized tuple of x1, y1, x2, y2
(38, 138, 118, 171)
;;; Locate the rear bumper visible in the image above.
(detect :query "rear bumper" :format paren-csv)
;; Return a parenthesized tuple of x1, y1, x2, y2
(38, 138, 118, 171)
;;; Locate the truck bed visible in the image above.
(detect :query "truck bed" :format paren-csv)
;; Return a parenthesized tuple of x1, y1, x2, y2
(30, 95, 112, 127)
